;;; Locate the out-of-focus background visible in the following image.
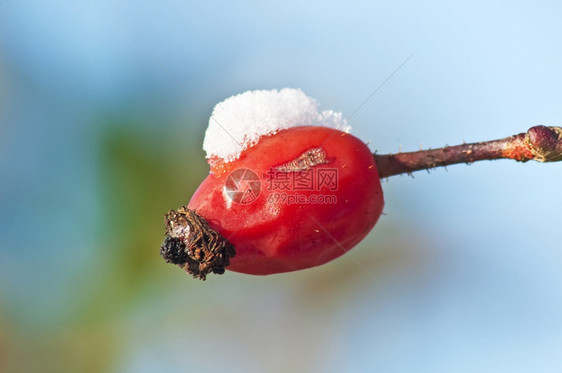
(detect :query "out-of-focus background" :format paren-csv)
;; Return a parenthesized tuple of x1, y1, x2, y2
(1, 1, 561, 372)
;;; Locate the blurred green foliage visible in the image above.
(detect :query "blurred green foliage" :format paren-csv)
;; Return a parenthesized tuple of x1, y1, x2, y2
(1, 117, 209, 372)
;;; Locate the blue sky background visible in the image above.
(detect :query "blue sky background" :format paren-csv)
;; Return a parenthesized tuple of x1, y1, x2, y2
(1, 1, 561, 372)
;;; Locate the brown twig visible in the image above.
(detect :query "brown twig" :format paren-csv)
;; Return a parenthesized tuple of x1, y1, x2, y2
(374, 125, 562, 178)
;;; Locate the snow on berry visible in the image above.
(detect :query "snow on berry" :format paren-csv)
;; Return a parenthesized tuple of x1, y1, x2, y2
(203, 88, 350, 163)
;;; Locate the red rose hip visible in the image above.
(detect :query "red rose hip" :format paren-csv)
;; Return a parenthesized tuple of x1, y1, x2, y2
(162, 125, 383, 278)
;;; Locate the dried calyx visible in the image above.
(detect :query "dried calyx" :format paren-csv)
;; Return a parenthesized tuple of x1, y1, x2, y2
(160, 207, 235, 280)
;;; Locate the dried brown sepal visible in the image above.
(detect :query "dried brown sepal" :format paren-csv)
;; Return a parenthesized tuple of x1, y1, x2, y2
(160, 206, 235, 280)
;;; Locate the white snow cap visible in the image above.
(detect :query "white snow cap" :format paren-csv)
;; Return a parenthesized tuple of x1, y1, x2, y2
(203, 88, 350, 162)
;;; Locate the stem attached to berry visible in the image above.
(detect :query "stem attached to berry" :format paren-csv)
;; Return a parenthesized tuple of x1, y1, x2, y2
(374, 126, 562, 178)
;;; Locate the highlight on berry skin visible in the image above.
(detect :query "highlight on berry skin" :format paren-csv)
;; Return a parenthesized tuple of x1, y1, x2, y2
(161, 88, 562, 280)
